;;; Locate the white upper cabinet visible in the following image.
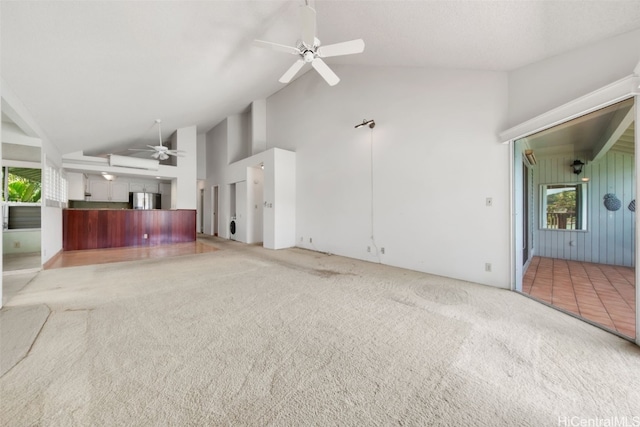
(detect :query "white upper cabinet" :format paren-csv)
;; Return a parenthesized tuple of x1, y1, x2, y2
(89, 180, 110, 201)
(89, 180, 129, 202)
(67, 172, 86, 200)
(110, 182, 130, 202)
(129, 182, 159, 193)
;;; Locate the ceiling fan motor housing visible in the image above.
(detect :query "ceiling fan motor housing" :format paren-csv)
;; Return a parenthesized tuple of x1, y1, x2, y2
(303, 50, 315, 62)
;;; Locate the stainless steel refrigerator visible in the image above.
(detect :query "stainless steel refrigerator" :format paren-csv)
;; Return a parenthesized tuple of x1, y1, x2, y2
(130, 192, 161, 210)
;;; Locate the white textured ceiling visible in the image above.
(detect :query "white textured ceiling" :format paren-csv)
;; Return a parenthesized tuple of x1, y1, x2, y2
(2, 0, 640, 157)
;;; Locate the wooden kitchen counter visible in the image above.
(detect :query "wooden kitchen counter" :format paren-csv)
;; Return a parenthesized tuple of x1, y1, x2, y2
(63, 209, 196, 251)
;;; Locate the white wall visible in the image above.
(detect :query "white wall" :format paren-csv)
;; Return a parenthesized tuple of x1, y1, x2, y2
(2, 79, 64, 269)
(3, 229, 41, 254)
(204, 119, 228, 236)
(535, 151, 635, 266)
(247, 166, 264, 244)
(251, 99, 267, 155)
(272, 149, 295, 249)
(196, 180, 205, 233)
(234, 181, 247, 242)
(224, 148, 296, 249)
(42, 148, 63, 264)
(267, 65, 510, 288)
(197, 133, 206, 180)
(175, 125, 197, 209)
(227, 113, 251, 164)
(508, 29, 640, 128)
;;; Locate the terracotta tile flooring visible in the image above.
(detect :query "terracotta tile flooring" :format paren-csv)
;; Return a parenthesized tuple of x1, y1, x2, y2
(523, 256, 636, 338)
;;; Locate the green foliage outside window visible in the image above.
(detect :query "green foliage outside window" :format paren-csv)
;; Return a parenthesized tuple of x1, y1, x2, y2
(5, 173, 42, 203)
(546, 187, 576, 213)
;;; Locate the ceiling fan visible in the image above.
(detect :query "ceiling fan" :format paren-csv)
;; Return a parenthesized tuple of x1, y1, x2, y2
(129, 119, 185, 161)
(253, 3, 365, 86)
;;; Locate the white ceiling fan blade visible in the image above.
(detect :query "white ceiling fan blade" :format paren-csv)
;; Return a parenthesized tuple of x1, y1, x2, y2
(151, 151, 161, 159)
(167, 151, 185, 157)
(253, 39, 300, 55)
(147, 145, 160, 150)
(311, 58, 340, 86)
(300, 5, 316, 47)
(279, 59, 305, 83)
(317, 39, 365, 58)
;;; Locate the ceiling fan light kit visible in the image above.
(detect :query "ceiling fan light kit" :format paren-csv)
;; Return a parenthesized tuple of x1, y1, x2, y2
(254, 4, 365, 86)
(128, 119, 186, 161)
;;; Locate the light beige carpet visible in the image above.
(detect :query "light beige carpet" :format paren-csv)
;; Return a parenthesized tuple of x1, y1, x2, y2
(1, 238, 639, 426)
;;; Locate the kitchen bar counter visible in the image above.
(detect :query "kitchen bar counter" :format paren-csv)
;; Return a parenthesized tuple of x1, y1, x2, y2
(63, 209, 196, 251)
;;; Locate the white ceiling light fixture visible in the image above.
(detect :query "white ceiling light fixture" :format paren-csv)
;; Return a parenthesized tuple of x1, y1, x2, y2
(129, 119, 186, 161)
(253, 4, 365, 86)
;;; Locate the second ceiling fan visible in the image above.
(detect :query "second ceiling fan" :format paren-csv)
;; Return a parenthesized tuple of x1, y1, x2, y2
(254, 3, 365, 86)
(129, 119, 185, 161)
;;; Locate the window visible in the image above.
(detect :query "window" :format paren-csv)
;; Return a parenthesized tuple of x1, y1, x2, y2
(2, 167, 42, 229)
(44, 162, 68, 207)
(540, 183, 587, 230)
(2, 167, 41, 203)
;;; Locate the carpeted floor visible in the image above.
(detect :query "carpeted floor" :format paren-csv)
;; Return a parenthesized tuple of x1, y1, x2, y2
(1, 237, 639, 426)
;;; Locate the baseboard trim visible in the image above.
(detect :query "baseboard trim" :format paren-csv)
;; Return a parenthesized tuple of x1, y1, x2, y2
(43, 250, 63, 270)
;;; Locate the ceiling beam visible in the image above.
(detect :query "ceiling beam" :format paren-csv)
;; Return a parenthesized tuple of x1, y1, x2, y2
(592, 106, 635, 162)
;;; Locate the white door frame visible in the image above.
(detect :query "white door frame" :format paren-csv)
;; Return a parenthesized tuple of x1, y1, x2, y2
(503, 74, 640, 345)
(212, 185, 219, 236)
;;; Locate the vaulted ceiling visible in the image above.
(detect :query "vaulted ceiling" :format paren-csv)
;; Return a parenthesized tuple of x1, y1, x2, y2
(2, 0, 640, 158)
(524, 98, 635, 160)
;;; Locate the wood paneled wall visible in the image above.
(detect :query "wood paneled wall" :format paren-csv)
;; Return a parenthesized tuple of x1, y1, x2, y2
(63, 209, 196, 251)
(535, 152, 635, 266)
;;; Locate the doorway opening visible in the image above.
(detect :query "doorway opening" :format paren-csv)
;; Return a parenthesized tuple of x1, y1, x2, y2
(200, 188, 204, 233)
(212, 186, 219, 237)
(2, 165, 42, 273)
(514, 98, 636, 339)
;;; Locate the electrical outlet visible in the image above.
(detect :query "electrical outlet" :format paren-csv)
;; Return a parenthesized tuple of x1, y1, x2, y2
(381, 247, 385, 254)
(367, 246, 371, 252)
(143, 234, 148, 239)
(309, 237, 312, 243)
(485, 263, 492, 272)
(300, 237, 303, 242)
(486, 197, 493, 207)
(13, 241, 20, 248)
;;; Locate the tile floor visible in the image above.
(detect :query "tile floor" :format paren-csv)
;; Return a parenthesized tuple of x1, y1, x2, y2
(523, 256, 636, 338)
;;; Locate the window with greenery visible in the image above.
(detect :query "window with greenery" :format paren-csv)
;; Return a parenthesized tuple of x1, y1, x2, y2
(540, 183, 587, 230)
(2, 167, 42, 203)
(2, 167, 42, 229)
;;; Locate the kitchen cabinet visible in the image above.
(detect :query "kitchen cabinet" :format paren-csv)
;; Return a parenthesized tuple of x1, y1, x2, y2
(67, 172, 86, 200)
(63, 209, 196, 250)
(110, 182, 129, 201)
(89, 180, 129, 202)
(130, 182, 159, 193)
